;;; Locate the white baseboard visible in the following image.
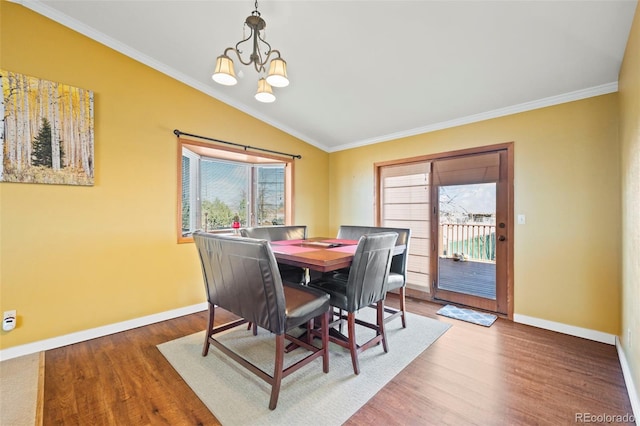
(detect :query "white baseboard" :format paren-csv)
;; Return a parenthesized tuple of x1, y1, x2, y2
(616, 337, 640, 422)
(514, 314, 638, 420)
(0, 303, 208, 361)
(1, 304, 636, 420)
(513, 313, 616, 345)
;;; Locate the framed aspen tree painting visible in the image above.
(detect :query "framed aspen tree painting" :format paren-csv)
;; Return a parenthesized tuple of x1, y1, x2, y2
(0, 69, 94, 186)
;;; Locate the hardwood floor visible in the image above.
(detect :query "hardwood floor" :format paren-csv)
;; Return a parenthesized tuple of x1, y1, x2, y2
(43, 297, 634, 425)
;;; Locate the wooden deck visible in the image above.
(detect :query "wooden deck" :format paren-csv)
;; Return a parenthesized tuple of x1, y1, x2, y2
(438, 257, 496, 299)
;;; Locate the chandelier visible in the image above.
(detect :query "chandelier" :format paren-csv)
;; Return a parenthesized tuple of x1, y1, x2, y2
(212, 1, 289, 103)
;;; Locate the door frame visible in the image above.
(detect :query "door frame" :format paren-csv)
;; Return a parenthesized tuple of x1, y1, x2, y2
(430, 143, 513, 317)
(374, 142, 514, 319)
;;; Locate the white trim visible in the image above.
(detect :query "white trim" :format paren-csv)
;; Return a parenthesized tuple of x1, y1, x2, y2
(1, 304, 636, 420)
(513, 313, 616, 345)
(616, 337, 640, 422)
(0, 303, 207, 361)
(10, 0, 326, 151)
(12, 0, 618, 154)
(329, 82, 619, 153)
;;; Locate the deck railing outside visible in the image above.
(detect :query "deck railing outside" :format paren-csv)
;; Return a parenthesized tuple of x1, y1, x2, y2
(440, 223, 496, 262)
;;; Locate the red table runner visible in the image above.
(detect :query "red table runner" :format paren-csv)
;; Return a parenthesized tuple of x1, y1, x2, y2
(270, 245, 319, 254)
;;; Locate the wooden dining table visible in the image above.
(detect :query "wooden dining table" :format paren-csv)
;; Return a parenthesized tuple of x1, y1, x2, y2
(270, 237, 360, 351)
(271, 236, 407, 275)
(270, 237, 360, 273)
(271, 236, 407, 352)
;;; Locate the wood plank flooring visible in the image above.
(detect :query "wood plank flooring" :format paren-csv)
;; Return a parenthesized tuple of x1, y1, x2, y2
(42, 297, 634, 425)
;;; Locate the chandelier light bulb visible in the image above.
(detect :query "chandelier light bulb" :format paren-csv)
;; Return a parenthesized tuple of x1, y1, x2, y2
(212, 55, 238, 86)
(255, 78, 276, 103)
(266, 58, 289, 88)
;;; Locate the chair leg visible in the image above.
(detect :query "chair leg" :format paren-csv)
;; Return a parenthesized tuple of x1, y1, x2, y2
(246, 322, 258, 335)
(306, 318, 313, 345)
(269, 334, 285, 410)
(202, 303, 215, 356)
(377, 300, 389, 353)
(399, 287, 407, 328)
(321, 311, 330, 373)
(347, 312, 360, 375)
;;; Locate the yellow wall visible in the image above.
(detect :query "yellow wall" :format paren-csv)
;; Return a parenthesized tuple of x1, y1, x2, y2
(618, 0, 640, 406)
(0, 0, 636, 364)
(0, 2, 329, 349)
(329, 96, 622, 334)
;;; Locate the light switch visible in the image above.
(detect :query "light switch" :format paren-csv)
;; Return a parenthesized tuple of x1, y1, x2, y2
(517, 214, 526, 225)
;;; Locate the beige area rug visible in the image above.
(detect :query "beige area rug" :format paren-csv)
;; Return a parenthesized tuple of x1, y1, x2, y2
(0, 352, 44, 426)
(158, 310, 450, 426)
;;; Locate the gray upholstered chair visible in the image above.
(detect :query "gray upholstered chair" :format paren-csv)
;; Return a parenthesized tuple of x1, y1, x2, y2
(240, 225, 307, 242)
(308, 232, 398, 375)
(193, 231, 330, 410)
(240, 225, 307, 284)
(335, 225, 412, 328)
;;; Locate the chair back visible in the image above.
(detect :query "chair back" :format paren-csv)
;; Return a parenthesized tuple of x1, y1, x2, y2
(337, 225, 411, 278)
(193, 231, 287, 334)
(240, 225, 307, 241)
(346, 232, 398, 312)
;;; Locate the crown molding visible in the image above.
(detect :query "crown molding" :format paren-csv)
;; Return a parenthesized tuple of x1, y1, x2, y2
(13, 0, 618, 154)
(12, 0, 327, 150)
(329, 82, 618, 153)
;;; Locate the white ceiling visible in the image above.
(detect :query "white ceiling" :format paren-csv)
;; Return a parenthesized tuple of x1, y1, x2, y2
(19, 0, 637, 152)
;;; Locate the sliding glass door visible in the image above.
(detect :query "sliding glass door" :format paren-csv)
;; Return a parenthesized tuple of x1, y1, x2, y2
(376, 143, 513, 316)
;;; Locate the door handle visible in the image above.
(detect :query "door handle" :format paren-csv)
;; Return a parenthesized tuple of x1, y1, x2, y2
(498, 235, 506, 241)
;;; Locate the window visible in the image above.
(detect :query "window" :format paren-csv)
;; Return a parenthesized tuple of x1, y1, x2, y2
(178, 138, 293, 243)
(377, 162, 432, 292)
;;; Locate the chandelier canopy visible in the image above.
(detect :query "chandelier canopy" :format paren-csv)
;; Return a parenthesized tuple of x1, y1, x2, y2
(212, 1, 289, 103)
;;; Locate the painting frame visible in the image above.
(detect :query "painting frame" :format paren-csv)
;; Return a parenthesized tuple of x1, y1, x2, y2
(0, 69, 95, 186)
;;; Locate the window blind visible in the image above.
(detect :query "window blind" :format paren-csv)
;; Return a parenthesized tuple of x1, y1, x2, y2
(379, 162, 431, 293)
(432, 152, 500, 186)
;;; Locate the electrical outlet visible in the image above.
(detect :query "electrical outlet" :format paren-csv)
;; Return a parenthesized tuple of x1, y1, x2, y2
(3, 310, 17, 331)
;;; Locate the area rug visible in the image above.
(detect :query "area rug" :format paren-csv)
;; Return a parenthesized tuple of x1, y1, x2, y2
(436, 304, 498, 327)
(0, 352, 43, 426)
(158, 310, 450, 425)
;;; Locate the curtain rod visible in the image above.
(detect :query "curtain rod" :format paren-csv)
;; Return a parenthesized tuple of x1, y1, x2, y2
(173, 129, 302, 160)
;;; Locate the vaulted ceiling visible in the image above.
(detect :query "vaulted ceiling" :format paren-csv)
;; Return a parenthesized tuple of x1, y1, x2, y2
(21, 0, 637, 152)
